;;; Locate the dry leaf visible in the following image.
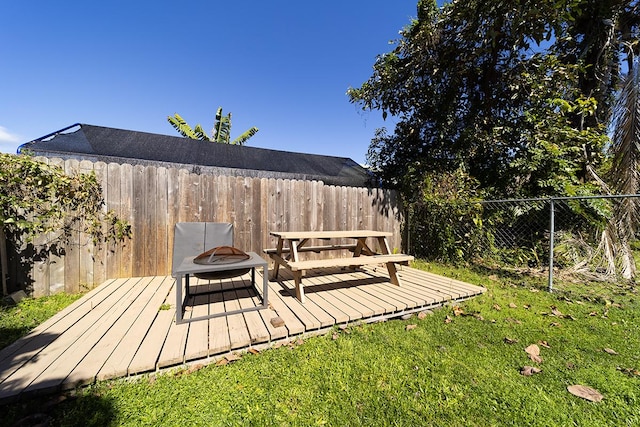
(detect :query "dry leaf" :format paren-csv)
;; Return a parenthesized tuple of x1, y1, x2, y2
(567, 385, 603, 402)
(589, 311, 598, 316)
(523, 304, 531, 310)
(504, 337, 519, 344)
(509, 303, 518, 309)
(225, 353, 241, 362)
(617, 367, 640, 377)
(603, 348, 618, 355)
(551, 306, 563, 317)
(520, 366, 542, 376)
(492, 304, 502, 311)
(186, 364, 205, 375)
(418, 310, 432, 319)
(216, 359, 229, 366)
(473, 313, 485, 321)
(453, 306, 465, 316)
(332, 333, 339, 340)
(538, 340, 551, 349)
(530, 288, 540, 293)
(406, 324, 418, 331)
(444, 315, 453, 324)
(525, 344, 543, 363)
(550, 322, 561, 327)
(248, 348, 260, 355)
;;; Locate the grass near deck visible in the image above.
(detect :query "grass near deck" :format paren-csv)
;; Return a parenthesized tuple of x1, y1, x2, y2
(3, 262, 639, 426)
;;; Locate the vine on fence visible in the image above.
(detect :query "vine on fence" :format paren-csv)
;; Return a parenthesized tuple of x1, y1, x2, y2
(0, 153, 131, 295)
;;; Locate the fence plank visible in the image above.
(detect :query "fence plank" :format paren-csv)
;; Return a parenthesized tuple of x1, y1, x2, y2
(64, 160, 81, 293)
(92, 161, 108, 287)
(119, 163, 134, 278)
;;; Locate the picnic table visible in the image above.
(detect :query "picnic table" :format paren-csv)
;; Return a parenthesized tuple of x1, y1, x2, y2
(265, 230, 413, 303)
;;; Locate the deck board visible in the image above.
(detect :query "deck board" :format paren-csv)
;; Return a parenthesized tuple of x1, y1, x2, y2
(0, 265, 485, 403)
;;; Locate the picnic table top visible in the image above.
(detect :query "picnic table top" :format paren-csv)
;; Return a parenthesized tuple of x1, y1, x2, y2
(269, 230, 393, 240)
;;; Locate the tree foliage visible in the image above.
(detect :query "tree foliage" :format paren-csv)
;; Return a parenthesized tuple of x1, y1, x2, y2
(349, 0, 640, 198)
(167, 107, 259, 145)
(0, 153, 131, 295)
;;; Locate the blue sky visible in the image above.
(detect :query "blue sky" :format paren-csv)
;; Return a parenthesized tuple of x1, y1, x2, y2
(0, 1, 418, 164)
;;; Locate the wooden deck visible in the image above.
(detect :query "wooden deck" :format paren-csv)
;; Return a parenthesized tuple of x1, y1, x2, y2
(0, 265, 485, 403)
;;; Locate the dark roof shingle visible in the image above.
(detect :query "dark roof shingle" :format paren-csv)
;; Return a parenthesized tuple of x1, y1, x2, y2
(20, 124, 373, 187)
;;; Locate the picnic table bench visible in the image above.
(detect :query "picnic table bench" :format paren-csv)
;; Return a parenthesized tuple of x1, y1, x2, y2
(265, 230, 414, 303)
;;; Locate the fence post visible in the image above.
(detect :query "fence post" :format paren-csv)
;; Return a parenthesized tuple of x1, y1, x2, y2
(548, 198, 555, 292)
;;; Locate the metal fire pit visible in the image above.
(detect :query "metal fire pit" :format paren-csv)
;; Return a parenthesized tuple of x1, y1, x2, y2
(192, 246, 252, 279)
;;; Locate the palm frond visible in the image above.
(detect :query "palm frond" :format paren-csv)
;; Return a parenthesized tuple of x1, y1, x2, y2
(232, 127, 259, 145)
(167, 113, 198, 139)
(610, 59, 640, 196)
(193, 124, 211, 141)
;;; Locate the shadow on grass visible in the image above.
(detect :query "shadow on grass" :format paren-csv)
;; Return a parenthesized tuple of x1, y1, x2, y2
(0, 326, 33, 352)
(6, 392, 117, 427)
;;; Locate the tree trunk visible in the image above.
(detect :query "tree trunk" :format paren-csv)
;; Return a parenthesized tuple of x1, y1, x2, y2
(0, 227, 8, 296)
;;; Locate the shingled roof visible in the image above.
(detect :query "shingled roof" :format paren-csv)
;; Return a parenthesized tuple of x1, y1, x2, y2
(19, 124, 373, 187)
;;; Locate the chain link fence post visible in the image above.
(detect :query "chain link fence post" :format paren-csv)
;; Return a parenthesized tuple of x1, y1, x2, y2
(548, 198, 555, 292)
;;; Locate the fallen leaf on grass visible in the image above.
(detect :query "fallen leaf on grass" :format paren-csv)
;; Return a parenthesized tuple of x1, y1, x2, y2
(504, 337, 519, 344)
(185, 364, 205, 375)
(603, 348, 618, 355)
(417, 310, 432, 319)
(248, 348, 260, 355)
(225, 353, 241, 363)
(550, 322, 561, 327)
(525, 344, 543, 363)
(332, 332, 339, 340)
(538, 340, 551, 349)
(567, 385, 603, 402)
(551, 306, 564, 317)
(617, 367, 640, 377)
(509, 303, 518, 309)
(406, 324, 418, 331)
(492, 304, 502, 311)
(453, 306, 465, 316)
(589, 311, 598, 316)
(444, 315, 453, 324)
(216, 359, 229, 366)
(520, 366, 542, 376)
(523, 304, 531, 310)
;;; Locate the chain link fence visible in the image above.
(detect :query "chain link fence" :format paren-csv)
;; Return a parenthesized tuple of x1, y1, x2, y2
(406, 195, 640, 292)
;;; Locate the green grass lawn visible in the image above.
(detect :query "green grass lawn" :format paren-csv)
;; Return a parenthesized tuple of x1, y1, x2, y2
(2, 262, 639, 426)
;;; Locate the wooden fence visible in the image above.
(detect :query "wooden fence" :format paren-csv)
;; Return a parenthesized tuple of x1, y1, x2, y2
(19, 158, 403, 296)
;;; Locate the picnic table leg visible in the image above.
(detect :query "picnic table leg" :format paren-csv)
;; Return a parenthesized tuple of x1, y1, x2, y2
(377, 237, 401, 286)
(271, 237, 284, 280)
(293, 270, 305, 303)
